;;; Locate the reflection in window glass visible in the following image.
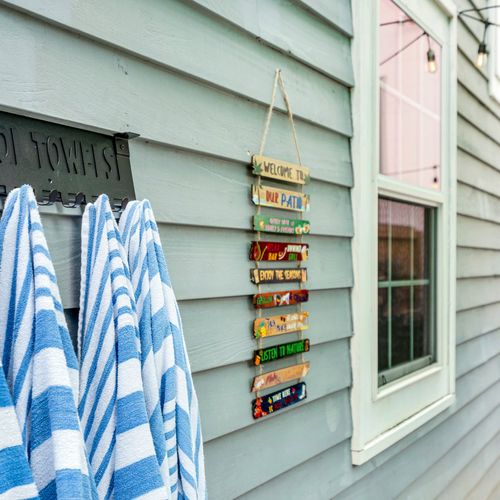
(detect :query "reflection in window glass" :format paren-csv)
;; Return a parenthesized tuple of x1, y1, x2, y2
(379, 0, 441, 190)
(378, 198, 435, 381)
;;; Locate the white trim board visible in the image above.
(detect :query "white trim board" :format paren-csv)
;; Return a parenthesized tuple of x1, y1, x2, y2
(350, 0, 457, 465)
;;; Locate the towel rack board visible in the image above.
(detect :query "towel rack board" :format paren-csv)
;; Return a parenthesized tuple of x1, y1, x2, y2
(0, 110, 137, 210)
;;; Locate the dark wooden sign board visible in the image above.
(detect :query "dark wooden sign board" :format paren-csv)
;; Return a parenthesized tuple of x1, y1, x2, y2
(254, 338, 310, 365)
(252, 382, 307, 419)
(0, 111, 136, 206)
(250, 241, 309, 262)
(253, 289, 309, 309)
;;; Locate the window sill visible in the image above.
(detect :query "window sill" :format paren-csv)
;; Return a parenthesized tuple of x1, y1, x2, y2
(351, 393, 455, 465)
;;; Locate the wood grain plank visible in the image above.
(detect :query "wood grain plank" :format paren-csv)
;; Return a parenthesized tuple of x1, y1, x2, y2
(0, 0, 351, 134)
(457, 277, 500, 311)
(457, 215, 500, 251)
(458, 149, 500, 199)
(205, 389, 351, 499)
(398, 408, 500, 499)
(435, 431, 500, 500)
(195, 338, 351, 442)
(456, 329, 500, 378)
(457, 52, 500, 121)
(180, 288, 352, 373)
(0, 6, 352, 171)
(458, 116, 500, 172)
(457, 247, 500, 279)
(457, 182, 500, 225)
(241, 363, 500, 499)
(458, 83, 500, 150)
(457, 302, 500, 344)
(188, 0, 354, 85)
(333, 383, 500, 500)
(159, 224, 353, 301)
(295, 0, 353, 36)
(130, 142, 354, 231)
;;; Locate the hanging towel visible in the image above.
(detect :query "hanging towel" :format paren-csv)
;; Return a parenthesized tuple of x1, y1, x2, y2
(78, 194, 169, 500)
(0, 362, 39, 499)
(0, 185, 97, 499)
(120, 200, 206, 500)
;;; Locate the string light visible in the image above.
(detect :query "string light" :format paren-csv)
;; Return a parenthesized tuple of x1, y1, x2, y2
(477, 23, 489, 68)
(426, 34, 437, 73)
(459, 6, 500, 69)
(380, 21, 438, 72)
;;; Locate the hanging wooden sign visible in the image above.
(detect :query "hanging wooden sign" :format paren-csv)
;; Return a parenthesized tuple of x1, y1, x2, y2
(253, 215, 311, 235)
(254, 338, 310, 365)
(253, 289, 309, 309)
(251, 361, 310, 392)
(253, 312, 309, 338)
(251, 267, 307, 284)
(252, 155, 310, 185)
(252, 185, 310, 212)
(252, 382, 307, 419)
(249, 241, 309, 262)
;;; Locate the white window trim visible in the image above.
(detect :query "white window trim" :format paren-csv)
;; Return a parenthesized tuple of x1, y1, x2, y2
(350, 0, 457, 465)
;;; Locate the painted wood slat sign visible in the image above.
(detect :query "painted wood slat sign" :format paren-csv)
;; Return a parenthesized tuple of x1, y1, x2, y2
(249, 241, 309, 262)
(253, 289, 309, 309)
(251, 268, 307, 284)
(252, 185, 310, 212)
(253, 215, 311, 235)
(253, 312, 309, 338)
(252, 155, 310, 185)
(254, 338, 310, 365)
(251, 362, 310, 392)
(252, 382, 307, 419)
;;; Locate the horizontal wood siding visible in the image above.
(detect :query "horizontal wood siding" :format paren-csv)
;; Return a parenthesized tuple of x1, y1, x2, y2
(0, 0, 354, 497)
(2, 0, 499, 497)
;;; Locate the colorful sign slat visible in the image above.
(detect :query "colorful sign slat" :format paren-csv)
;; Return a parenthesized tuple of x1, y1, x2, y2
(249, 241, 309, 262)
(250, 267, 307, 284)
(253, 312, 309, 338)
(254, 338, 310, 365)
(253, 215, 311, 235)
(253, 289, 309, 309)
(252, 155, 310, 185)
(252, 185, 310, 212)
(251, 362, 310, 392)
(252, 382, 307, 419)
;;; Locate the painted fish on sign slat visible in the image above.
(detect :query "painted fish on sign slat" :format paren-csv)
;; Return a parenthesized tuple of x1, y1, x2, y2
(252, 155, 311, 185)
(252, 184, 310, 212)
(252, 382, 307, 419)
(251, 362, 310, 392)
(254, 338, 310, 365)
(253, 312, 309, 338)
(253, 215, 311, 235)
(249, 241, 309, 262)
(250, 268, 307, 284)
(253, 289, 309, 309)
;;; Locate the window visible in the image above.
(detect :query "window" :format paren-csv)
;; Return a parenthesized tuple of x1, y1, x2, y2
(351, 0, 457, 464)
(378, 198, 436, 385)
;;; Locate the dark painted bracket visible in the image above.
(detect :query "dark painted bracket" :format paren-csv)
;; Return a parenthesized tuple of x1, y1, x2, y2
(0, 111, 138, 211)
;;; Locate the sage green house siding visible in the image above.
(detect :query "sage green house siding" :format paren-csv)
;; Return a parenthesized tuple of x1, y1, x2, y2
(0, 0, 498, 498)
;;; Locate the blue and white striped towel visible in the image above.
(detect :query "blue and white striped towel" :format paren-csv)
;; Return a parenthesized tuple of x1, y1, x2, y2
(0, 185, 97, 499)
(78, 194, 169, 499)
(120, 200, 206, 500)
(0, 362, 39, 499)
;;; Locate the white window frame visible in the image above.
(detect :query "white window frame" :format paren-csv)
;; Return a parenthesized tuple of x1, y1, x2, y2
(350, 0, 457, 465)
(489, 1, 500, 103)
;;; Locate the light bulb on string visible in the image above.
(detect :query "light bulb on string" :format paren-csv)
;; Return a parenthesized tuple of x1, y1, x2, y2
(426, 34, 437, 73)
(477, 42, 488, 68)
(476, 22, 490, 68)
